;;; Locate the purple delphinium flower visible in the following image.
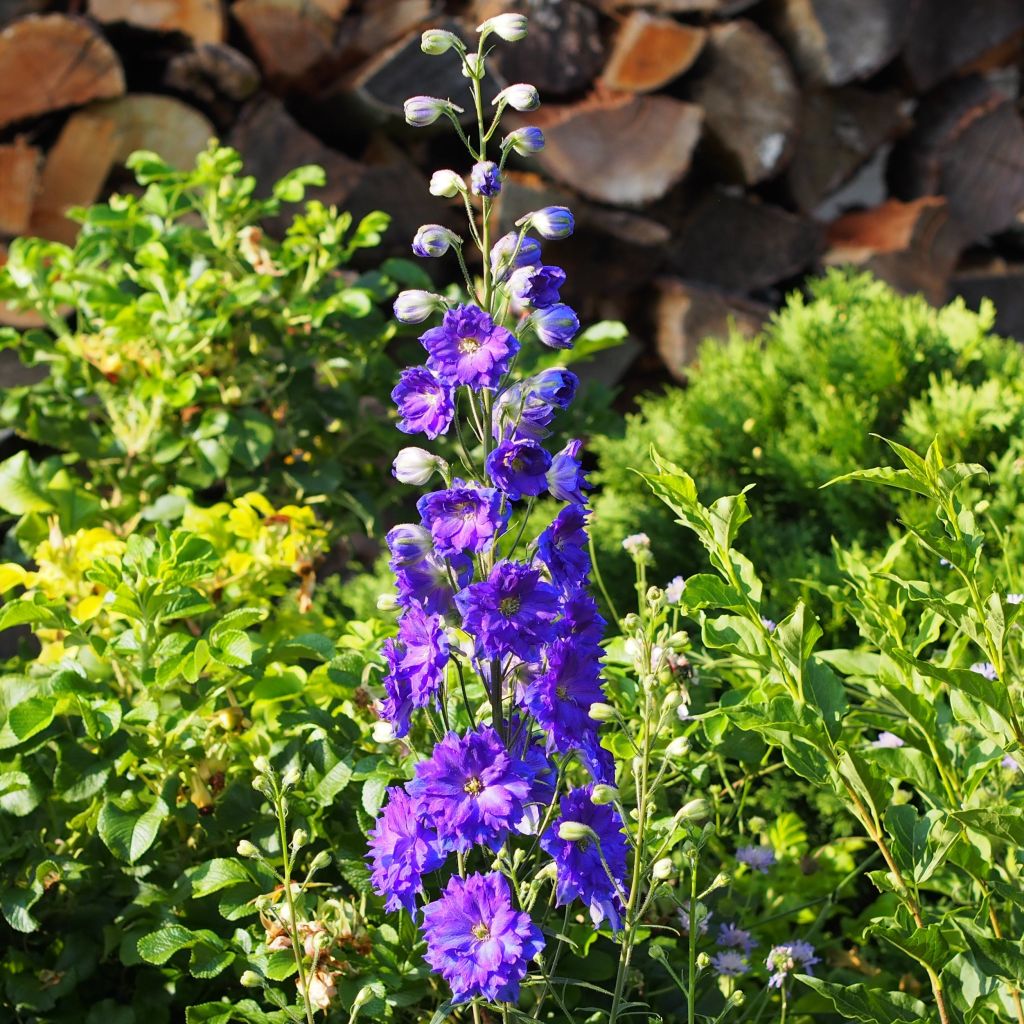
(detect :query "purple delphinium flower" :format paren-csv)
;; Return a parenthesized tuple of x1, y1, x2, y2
(531, 303, 579, 349)
(521, 638, 606, 753)
(379, 606, 448, 736)
(421, 305, 519, 389)
(509, 265, 566, 308)
(471, 160, 502, 197)
(421, 872, 544, 1004)
(380, 638, 416, 737)
(504, 126, 544, 156)
(494, 369, 579, 443)
(557, 587, 607, 650)
(393, 366, 455, 439)
(490, 232, 541, 281)
(712, 951, 748, 977)
(541, 785, 628, 929)
(548, 439, 588, 504)
(529, 206, 573, 239)
(766, 941, 819, 988)
(537, 504, 591, 590)
(736, 845, 776, 873)
(971, 661, 998, 680)
(418, 480, 509, 557)
(456, 561, 561, 660)
(485, 439, 552, 500)
(412, 224, 460, 258)
(873, 731, 904, 749)
(368, 787, 445, 914)
(387, 523, 433, 566)
(408, 727, 535, 852)
(394, 551, 472, 616)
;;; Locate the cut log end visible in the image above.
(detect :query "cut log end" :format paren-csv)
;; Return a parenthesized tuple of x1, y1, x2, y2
(601, 12, 706, 94)
(88, 0, 226, 45)
(0, 140, 41, 237)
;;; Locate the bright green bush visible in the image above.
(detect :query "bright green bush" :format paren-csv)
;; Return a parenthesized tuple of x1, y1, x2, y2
(591, 270, 1024, 626)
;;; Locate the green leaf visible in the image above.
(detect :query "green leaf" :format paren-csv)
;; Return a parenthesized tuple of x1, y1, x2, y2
(189, 940, 234, 979)
(951, 809, 1024, 847)
(0, 450, 54, 514)
(8, 696, 56, 743)
(957, 920, 1024, 985)
(796, 976, 928, 1023)
(98, 796, 168, 863)
(213, 629, 253, 668)
(137, 923, 197, 964)
(187, 858, 252, 899)
(873, 924, 957, 973)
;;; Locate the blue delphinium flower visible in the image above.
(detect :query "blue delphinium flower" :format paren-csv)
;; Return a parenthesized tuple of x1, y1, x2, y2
(490, 232, 541, 281)
(412, 224, 461, 258)
(509, 265, 566, 308)
(408, 727, 535, 852)
(531, 303, 580, 348)
(456, 561, 561, 660)
(471, 160, 502, 197)
(547, 439, 588, 504)
(417, 480, 509, 557)
(541, 785, 628, 929)
(504, 126, 545, 155)
(529, 205, 574, 239)
(486, 438, 552, 499)
(421, 305, 519, 389)
(421, 872, 544, 1003)
(368, 787, 445, 913)
(537, 504, 591, 590)
(393, 366, 455, 439)
(736, 845, 776, 873)
(766, 941, 819, 988)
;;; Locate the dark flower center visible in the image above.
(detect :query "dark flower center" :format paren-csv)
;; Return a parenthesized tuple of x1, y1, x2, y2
(453, 499, 476, 517)
(511, 456, 524, 471)
(500, 596, 521, 616)
(464, 776, 483, 795)
(459, 335, 481, 354)
(556, 684, 568, 699)
(472, 922, 490, 940)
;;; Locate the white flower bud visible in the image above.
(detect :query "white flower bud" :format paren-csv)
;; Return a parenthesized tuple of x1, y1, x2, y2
(591, 784, 619, 805)
(253, 755, 270, 775)
(240, 970, 262, 987)
(237, 839, 260, 858)
(421, 29, 459, 55)
(652, 857, 674, 880)
(666, 736, 690, 758)
(373, 720, 396, 743)
(404, 95, 462, 128)
(462, 53, 484, 79)
(282, 766, 301, 788)
(680, 798, 711, 822)
(493, 83, 540, 112)
(479, 13, 528, 42)
(588, 702, 616, 722)
(290, 828, 307, 851)
(558, 821, 596, 843)
(394, 289, 444, 324)
(393, 446, 443, 485)
(429, 169, 466, 198)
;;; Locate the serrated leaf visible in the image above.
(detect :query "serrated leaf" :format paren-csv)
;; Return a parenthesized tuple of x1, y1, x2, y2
(137, 923, 197, 964)
(187, 858, 252, 899)
(98, 796, 168, 863)
(8, 696, 55, 742)
(796, 975, 928, 1023)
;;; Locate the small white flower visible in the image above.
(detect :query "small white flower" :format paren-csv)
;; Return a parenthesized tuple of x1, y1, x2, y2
(393, 447, 443, 485)
(622, 533, 651, 555)
(665, 575, 686, 604)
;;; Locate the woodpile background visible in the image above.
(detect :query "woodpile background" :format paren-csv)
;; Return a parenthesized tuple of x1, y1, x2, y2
(2, 0, 1024, 383)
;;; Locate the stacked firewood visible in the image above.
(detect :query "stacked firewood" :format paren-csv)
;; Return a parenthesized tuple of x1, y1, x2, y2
(2, 0, 1024, 376)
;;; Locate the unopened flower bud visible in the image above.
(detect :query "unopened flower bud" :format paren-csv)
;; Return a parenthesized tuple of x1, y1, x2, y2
(376, 592, 398, 611)
(394, 289, 444, 323)
(429, 169, 466, 198)
(696, 952, 712, 970)
(558, 821, 597, 843)
(729, 990, 746, 1007)
(647, 586, 664, 609)
(666, 736, 690, 758)
(470, 160, 501, 198)
(523, 205, 574, 239)
(237, 839, 260, 858)
(479, 13, 528, 41)
(282, 766, 301, 788)
(591, 784, 619, 805)
(240, 970, 262, 988)
(589, 702, 616, 722)
(253, 755, 271, 775)
(421, 29, 459, 55)
(290, 828, 308, 851)
(652, 857, 674, 880)
(393, 446, 443, 485)
(494, 83, 540, 112)
(309, 850, 331, 872)
(680, 798, 711, 822)
(503, 126, 545, 155)
(531, 303, 579, 349)
(462, 53, 485, 79)
(412, 224, 461, 258)
(372, 720, 396, 743)
(404, 95, 462, 127)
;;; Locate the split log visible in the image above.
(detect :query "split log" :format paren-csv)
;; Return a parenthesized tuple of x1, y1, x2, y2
(683, 20, 799, 186)
(902, 0, 1024, 92)
(91, 94, 214, 167)
(347, 21, 477, 123)
(88, 0, 225, 44)
(229, 96, 365, 212)
(475, 0, 605, 96)
(654, 278, 769, 380)
(28, 110, 121, 244)
(889, 76, 1024, 242)
(588, 0, 759, 14)
(668, 190, 823, 293)
(164, 42, 261, 105)
(772, 0, 912, 85)
(511, 93, 703, 206)
(786, 87, 910, 214)
(949, 263, 1024, 341)
(0, 139, 41, 237)
(824, 197, 963, 305)
(232, 0, 336, 82)
(600, 12, 706, 93)
(345, 0, 433, 59)
(0, 14, 124, 130)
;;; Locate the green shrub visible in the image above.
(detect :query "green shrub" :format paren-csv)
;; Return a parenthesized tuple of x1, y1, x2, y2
(591, 270, 1024, 627)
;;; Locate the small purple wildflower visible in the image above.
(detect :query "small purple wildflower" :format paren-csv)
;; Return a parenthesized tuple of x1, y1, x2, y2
(971, 661, 998, 680)
(408, 727, 535, 853)
(665, 576, 686, 604)
(677, 906, 710, 937)
(1002, 754, 1020, 772)
(760, 616, 777, 632)
(718, 923, 756, 955)
(712, 951, 748, 977)
(368, 787, 445, 914)
(421, 305, 519, 389)
(766, 941, 819, 988)
(417, 480, 509, 557)
(421, 872, 544, 1004)
(392, 366, 455, 439)
(736, 845, 776, 873)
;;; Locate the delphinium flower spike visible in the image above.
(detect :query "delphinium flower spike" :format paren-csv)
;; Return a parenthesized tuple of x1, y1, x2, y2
(365, 16, 628, 1014)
